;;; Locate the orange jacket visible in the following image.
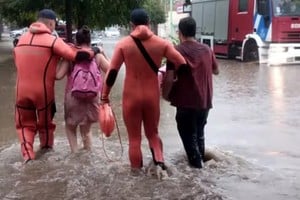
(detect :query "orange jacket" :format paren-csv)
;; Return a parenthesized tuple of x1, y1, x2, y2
(14, 22, 80, 109)
(103, 25, 186, 100)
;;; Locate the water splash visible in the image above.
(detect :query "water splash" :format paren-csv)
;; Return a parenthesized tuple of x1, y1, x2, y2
(1, 137, 298, 200)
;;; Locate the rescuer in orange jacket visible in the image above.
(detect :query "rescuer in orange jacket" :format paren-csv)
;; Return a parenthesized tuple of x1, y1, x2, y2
(13, 9, 96, 163)
(101, 9, 186, 179)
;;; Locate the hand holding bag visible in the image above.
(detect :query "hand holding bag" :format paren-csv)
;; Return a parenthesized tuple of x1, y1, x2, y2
(161, 68, 177, 101)
(98, 103, 115, 137)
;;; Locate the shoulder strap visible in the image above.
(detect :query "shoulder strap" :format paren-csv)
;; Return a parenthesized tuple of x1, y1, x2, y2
(131, 35, 158, 74)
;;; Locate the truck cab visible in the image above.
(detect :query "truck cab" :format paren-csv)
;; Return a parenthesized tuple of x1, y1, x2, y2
(191, 0, 300, 65)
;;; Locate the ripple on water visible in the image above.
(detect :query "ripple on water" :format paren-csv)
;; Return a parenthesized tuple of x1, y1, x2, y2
(0, 137, 298, 200)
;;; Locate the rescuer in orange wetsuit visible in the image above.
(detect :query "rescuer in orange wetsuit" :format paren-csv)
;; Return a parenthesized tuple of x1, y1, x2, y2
(13, 9, 95, 163)
(101, 8, 186, 178)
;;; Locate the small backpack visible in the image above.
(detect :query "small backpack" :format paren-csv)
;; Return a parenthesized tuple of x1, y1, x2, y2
(70, 58, 102, 100)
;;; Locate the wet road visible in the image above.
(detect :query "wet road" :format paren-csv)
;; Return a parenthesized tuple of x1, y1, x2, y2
(0, 36, 300, 200)
(209, 59, 300, 169)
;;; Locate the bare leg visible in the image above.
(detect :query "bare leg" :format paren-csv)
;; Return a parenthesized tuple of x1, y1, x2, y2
(65, 124, 78, 153)
(79, 123, 92, 151)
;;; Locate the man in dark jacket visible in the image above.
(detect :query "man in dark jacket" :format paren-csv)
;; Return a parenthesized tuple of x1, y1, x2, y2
(167, 16, 219, 168)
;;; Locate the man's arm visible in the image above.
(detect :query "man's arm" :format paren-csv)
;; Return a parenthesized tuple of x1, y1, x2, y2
(52, 38, 94, 62)
(164, 42, 186, 70)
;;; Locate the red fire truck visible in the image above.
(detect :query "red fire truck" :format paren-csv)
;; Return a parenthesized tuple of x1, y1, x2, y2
(191, 0, 300, 65)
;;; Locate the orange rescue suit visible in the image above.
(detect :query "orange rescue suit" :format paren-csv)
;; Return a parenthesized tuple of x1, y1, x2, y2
(13, 22, 87, 161)
(102, 25, 186, 168)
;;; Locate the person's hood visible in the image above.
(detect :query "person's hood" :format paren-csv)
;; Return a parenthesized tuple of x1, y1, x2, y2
(29, 22, 52, 34)
(130, 25, 153, 40)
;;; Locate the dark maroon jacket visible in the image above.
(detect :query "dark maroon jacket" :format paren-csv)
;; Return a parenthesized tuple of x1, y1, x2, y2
(168, 41, 218, 109)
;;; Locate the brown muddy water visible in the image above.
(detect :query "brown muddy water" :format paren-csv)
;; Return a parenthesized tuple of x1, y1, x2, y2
(0, 37, 299, 200)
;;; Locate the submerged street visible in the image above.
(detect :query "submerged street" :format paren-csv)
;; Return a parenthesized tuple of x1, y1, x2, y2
(0, 35, 299, 200)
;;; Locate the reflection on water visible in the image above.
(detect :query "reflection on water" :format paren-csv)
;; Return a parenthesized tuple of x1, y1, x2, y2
(1, 39, 300, 199)
(0, 41, 17, 146)
(209, 59, 300, 128)
(268, 67, 285, 125)
(208, 60, 300, 174)
(2, 138, 297, 200)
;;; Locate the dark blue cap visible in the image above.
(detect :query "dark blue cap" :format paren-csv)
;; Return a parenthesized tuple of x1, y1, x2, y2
(130, 8, 149, 25)
(38, 9, 56, 20)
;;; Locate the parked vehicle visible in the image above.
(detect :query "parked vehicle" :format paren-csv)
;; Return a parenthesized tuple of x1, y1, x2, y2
(191, 0, 300, 65)
(91, 32, 103, 47)
(13, 37, 19, 47)
(93, 30, 104, 38)
(11, 25, 71, 47)
(104, 27, 120, 38)
(55, 24, 68, 41)
(11, 25, 102, 47)
(10, 27, 28, 47)
(10, 27, 28, 38)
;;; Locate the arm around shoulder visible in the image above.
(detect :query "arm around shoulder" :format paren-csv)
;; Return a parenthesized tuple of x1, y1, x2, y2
(53, 38, 93, 62)
(165, 42, 186, 70)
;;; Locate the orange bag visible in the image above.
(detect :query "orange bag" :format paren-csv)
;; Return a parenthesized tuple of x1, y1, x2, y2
(98, 103, 115, 137)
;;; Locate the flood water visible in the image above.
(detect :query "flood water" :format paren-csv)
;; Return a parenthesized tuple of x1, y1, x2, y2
(0, 36, 299, 200)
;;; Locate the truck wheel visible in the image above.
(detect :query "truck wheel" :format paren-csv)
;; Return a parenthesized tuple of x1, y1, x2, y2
(228, 44, 239, 59)
(243, 41, 258, 62)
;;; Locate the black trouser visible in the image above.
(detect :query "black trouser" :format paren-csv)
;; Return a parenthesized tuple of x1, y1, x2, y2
(175, 107, 209, 168)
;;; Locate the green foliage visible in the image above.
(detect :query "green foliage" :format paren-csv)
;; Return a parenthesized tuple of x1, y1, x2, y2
(0, 0, 32, 27)
(143, 0, 166, 25)
(0, 0, 65, 27)
(97, 0, 147, 27)
(169, 34, 179, 45)
(0, 0, 146, 28)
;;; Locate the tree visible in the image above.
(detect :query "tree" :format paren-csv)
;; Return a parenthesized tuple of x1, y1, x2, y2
(143, 0, 166, 34)
(0, 16, 3, 40)
(64, 0, 146, 41)
(0, 0, 35, 27)
(0, 0, 146, 28)
(0, 0, 167, 40)
(65, 0, 72, 42)
(0, 0, 67, 27)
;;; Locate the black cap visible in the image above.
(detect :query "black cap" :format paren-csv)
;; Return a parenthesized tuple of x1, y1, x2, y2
(130, 8, 149, 25)
(38, 9, 56, 20)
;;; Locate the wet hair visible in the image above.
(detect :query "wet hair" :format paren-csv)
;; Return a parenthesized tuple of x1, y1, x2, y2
(178, 17, 196, 37)
(76, 25, 91, 45)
